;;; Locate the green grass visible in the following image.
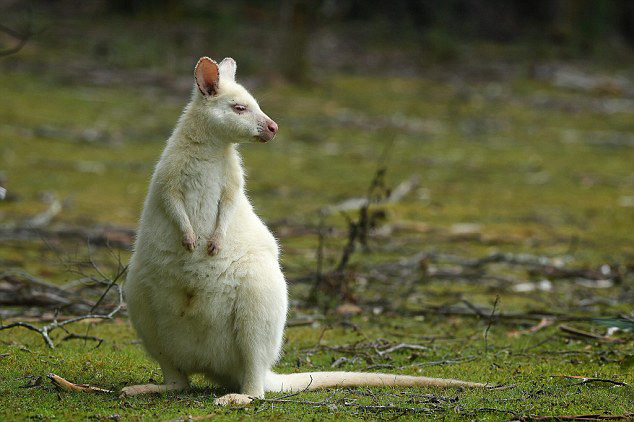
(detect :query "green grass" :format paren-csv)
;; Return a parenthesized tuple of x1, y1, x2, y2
(1, 29, 634, 420)
(1, 318, 632, 420)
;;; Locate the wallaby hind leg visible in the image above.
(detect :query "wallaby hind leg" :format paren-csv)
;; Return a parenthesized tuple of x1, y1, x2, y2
(121, 361, 189, 397)
(214, 268, 286, 406)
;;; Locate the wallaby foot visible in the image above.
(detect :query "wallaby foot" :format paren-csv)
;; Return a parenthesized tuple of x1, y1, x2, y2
(214, 393, 253, 406)
(121, 364, 189, 397)
(120, 383, 185, 397)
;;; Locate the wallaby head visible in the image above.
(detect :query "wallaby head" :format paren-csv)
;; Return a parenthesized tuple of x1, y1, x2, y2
(193, 56, 278, 143)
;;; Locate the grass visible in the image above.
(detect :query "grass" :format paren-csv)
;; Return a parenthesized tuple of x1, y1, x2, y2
(1, 317, 632, 420)
(1, 21, 633, 420)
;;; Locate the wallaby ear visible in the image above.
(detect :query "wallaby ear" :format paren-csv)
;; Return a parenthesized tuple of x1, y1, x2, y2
(195, 57, 219, 97)
(219, 57, 236, 82)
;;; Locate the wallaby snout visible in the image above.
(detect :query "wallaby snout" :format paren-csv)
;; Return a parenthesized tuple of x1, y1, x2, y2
(257, 118, 278, 143)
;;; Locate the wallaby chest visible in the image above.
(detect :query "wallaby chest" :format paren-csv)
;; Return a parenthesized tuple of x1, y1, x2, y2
(179, 156, 227, 233)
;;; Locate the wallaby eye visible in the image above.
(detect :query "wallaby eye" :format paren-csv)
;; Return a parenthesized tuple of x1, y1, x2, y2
(232, 104, 247, 113)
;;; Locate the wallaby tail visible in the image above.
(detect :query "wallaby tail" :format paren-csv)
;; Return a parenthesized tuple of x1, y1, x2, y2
(265, 371, 487, 393)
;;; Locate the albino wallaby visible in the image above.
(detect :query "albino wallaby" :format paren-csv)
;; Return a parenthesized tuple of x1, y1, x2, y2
(122, 56, 487, 406)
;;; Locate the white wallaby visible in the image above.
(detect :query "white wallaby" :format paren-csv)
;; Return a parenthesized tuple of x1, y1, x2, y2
(122, 56, 488, 406)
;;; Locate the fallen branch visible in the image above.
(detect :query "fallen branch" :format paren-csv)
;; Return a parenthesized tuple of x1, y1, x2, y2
(442, 252, 620, 282)
(362, 363, 395, 371)
(413, 305, 599, 323)
(0, 8, 34, 58)
(48, 373, 113, 393)
(413, 356, 478, 368)
(507, 318, 555, 338)
(562, 376, 628, 387)
(559, 325, 626, 344)
(286, 318, 320, 327)
(304, 339, 436, 365)
(0, 265, 127, 349)
(25, 197, 62, 228)
(322, 175, 419, 215)
(0, 321, 54, 348)
(0, 224, 135, 249)
(517, 413, 634, 421)
(62, 333, 105, 347)
(311, 166, 393, 303)
(0, 271, 94, 314)
(376, 343, 429, 357)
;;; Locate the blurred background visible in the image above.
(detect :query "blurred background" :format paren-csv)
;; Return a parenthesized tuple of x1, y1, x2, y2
(1, 1, 634, 418)
(1, 0, 633, 314)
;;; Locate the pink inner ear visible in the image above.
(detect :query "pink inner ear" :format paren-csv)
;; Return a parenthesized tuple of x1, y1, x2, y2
(195, 58, 219, 96)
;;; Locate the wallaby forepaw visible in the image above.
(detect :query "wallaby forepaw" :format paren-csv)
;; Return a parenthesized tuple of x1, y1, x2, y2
(182, 231, 197, 251)
(207, 235, 221, 256)
(214, 393, 253, 406)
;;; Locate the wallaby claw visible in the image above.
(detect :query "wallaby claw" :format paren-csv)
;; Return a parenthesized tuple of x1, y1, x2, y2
(182, 231, 197, 251)
(207, 234, 221, 256)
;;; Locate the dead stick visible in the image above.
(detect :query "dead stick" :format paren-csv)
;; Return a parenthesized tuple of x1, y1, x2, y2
(47, 373, 113, 393)
(484, 296, 499, 354)
(559, 325, 626, 344)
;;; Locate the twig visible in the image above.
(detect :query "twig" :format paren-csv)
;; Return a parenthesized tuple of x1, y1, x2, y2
(47, 373, 113, 393)
(320, 175, 416, 216)
(413, 305, 601, 323)
(363, 364, 395, 371)
(414, 252, 623, 283)
(0, 224, 135, 249)
(561, 376, 628, 387)
(315, 212, 326, 283)
(286, 318, 320, 327)
(335, 211, 361, 274)
(0, 7, 34, 58)
(559, 325, 626, 344)
(413, 356, 478, 368)
(569, 378, 628, 387)
(0, 321, 55, 348)
(386, 176, 420, 203)
(311, 166, 393, 303)
(62, 333, 104, 348)
(484, 296, 499, 354)
(459, 252, 618, 282)
(331, 357, 355, 368)
(0, 271, 94, 313)
(376, 343, 429, 357)
(517, 413, 634, 421)
(508, 318, 554, 338)
(25, 197, 62, 228)
(0, 265, 127, 349)
(88, 263, 128, 314)
(461, 299, 487, 318)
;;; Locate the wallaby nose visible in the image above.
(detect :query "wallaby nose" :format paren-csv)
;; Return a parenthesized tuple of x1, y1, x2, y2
(267, 120, 278, 135)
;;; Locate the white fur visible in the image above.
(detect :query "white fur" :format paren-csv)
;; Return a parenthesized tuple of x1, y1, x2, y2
(122, 57, 487, 405)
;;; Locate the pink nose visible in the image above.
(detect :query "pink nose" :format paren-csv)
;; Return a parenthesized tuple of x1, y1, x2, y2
(267, 120, 278, 135)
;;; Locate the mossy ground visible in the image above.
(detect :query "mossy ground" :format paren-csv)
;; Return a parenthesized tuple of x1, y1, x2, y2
(1, 20, 633, 420)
